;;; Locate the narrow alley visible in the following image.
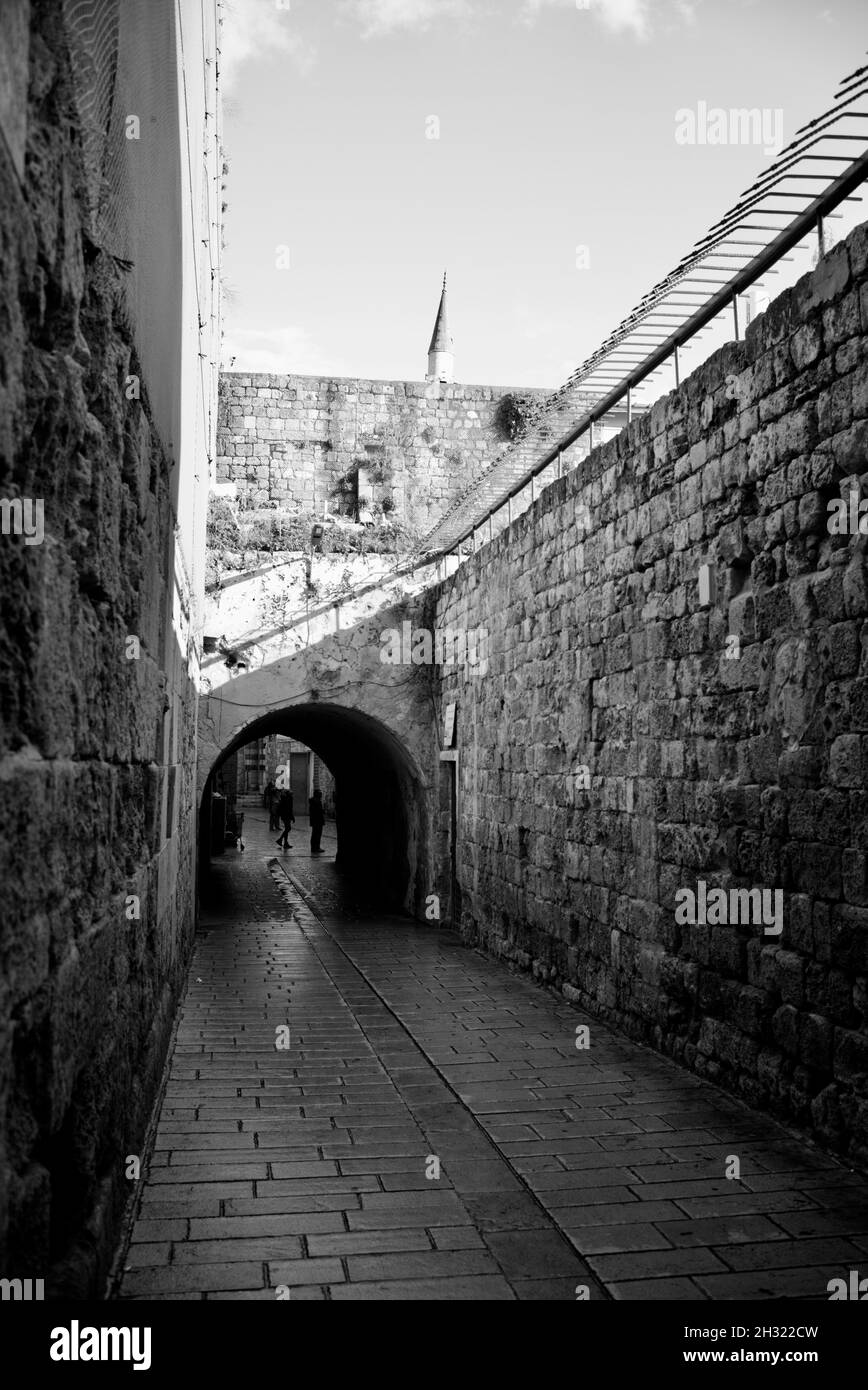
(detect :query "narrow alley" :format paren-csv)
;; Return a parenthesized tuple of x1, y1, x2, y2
(115, 810, 868, 1302)
(7, 2, 868, 1355)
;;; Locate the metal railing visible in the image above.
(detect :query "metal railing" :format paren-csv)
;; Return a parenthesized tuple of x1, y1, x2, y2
(206, 62, 868, 665)
(417, 59, 868, 564)
(201, 548, 441, 671)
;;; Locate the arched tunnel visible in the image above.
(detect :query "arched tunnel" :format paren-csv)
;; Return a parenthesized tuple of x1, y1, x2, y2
(199, 702, 430, 916)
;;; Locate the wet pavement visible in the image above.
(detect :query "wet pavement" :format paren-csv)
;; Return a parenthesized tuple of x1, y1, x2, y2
(115, 809, 868, 1300)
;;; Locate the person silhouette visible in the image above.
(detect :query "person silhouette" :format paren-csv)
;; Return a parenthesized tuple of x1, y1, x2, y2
(264, 780, 279, 831)
(309, 789, 325, 854)
(276, 789, 294, 849)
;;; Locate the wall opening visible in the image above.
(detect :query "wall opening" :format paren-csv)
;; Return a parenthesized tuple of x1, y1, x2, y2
(199, 702, 427, 915)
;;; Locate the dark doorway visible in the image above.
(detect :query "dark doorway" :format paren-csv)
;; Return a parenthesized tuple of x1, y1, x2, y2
(290, 752, 309, 807)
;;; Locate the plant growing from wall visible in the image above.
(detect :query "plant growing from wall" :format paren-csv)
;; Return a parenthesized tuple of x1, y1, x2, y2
(367, 456, 393, 486)
(332, 466, 360, 519)
(333, 454, 397, 515)
(304, 557, 320, 600)
(327, 527, 351, 555)
(205, 506, 424, 559)
(206, 495, 241, 548)
(494, 393, 533, 442)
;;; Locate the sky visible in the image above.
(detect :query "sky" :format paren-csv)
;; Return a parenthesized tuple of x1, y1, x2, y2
(219, 0, 868, 388)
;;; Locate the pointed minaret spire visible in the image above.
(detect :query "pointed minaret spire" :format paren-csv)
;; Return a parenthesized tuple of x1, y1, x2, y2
(427, 271, 454, 383)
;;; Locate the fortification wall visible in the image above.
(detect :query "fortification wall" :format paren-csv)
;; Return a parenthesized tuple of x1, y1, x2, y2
(216, 373, 550, 539)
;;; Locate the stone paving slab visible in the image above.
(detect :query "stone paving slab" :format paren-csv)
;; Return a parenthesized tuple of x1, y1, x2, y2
(116, 819, 593, 1300)
(114, 810, 868, 1301)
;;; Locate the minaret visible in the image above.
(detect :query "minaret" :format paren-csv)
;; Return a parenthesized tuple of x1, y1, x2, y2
(426, 272, 454, 383)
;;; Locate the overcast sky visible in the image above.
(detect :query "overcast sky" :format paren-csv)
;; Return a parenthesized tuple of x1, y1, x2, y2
(219, 0, 867, 387)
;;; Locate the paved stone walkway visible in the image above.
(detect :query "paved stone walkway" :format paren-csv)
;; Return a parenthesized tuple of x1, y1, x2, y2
(116, 810, 868, 1300)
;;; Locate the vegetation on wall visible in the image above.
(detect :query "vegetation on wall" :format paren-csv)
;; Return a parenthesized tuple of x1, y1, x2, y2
(330, 450, 398, 518)
(494, 392, 534, 442)
(206, 495, 241, 547)
(206, 497, 420, 558)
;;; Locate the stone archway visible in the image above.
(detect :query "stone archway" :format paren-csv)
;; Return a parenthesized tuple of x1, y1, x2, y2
(200, 699, 433, 915)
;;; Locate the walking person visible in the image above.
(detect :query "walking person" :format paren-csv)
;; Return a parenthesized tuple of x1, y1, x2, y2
(264, 780, 279, 831)
(276, 789, 294, 849)
(309, 789, 325, 855)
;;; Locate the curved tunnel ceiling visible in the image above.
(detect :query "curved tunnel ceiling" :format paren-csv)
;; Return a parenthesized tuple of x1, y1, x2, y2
(202, 701, 428, 914)
(207, 701, 426, 789)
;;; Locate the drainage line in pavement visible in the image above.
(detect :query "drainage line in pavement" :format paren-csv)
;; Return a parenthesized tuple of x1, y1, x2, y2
(269, 857, 610, 1297)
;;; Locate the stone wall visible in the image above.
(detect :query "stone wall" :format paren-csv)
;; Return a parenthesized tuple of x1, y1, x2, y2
(0, 3, 207, 1294)
(433, 220, 868, 1165)
(217, 373, 550, 539)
